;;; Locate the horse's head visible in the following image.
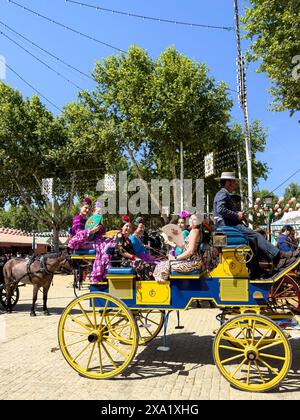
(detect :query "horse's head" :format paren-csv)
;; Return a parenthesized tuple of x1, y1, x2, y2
(57, 251, 74, 274)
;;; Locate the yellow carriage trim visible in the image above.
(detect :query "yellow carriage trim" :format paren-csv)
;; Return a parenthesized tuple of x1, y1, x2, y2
(107, 275, 134, 300)
(219, 278, 249, 302)
(210, 248, 250, 278)
(136, 281, 171, 305)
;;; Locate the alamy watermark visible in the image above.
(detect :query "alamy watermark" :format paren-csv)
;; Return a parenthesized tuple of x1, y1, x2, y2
(292, 55, 300, 80)
(95, 171, 205, 216)
(0, 55, 6, 80)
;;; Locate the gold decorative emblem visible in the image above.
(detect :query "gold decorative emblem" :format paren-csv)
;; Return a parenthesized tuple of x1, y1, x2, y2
(149, 289, 156, 297)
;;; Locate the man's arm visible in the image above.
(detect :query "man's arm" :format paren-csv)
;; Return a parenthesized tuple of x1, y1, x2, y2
(215, 191, 240, 224)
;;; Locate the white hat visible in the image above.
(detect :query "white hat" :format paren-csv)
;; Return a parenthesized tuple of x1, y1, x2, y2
(215, 171, 239, 181)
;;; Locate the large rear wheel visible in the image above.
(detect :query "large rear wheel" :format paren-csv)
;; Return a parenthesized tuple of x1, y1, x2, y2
(213, 314, 291, 392)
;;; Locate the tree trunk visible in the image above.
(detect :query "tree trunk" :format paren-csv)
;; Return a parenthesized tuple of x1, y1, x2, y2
(52, 225, 60, 252)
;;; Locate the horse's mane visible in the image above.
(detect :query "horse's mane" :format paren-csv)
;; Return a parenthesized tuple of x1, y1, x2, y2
(41, 252, 64, 259)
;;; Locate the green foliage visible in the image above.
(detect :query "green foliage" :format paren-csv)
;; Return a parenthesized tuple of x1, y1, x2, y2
(79, 45, 268, 213)
(242, 0, 300, 116)
(0, 206, 43, 231)
(284, 182, 300, 202)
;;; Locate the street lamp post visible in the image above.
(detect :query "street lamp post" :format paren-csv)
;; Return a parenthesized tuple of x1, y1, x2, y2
(264, 196, 273, 241)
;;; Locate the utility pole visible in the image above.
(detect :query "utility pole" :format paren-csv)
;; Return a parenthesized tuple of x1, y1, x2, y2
(237, 150, 244, 211)
(234, 0, 253, 225)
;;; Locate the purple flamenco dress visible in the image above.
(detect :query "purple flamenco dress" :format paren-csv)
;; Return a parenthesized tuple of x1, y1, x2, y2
(68, 223, 113, 283)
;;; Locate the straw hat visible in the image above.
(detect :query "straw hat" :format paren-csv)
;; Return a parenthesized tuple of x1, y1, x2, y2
(215, 171, 240, 181)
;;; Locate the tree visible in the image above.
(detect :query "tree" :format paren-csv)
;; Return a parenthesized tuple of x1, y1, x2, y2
(0, 206, 44, 231)
(284, 182, 300, 202)
(80, 45, 267, 216)
(0, 83, 128, 248)
(242, 0, 300, 116)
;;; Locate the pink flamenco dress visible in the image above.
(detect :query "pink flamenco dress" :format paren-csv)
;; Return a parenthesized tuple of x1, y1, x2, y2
(68, 223, 113, 283)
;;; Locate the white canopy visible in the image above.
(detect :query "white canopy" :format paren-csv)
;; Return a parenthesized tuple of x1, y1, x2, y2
(271, 210, 300, 226)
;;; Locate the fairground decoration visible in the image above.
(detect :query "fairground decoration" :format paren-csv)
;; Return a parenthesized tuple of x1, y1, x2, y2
(204, 152, 214, 178)
(104, 174, 116, 192)
(254, 196, 300, 220)
(41, 178, 53, 196)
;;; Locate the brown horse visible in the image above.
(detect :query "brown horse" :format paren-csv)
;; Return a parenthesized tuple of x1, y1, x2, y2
(3, 251, 73, 316)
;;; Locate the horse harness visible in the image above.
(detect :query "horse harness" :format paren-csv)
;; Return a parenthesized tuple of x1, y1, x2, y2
(25, 255, 54, 283)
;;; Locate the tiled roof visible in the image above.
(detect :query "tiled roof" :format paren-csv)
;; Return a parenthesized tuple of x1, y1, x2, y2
(0, 227, 69, 237)
(0, 227, 69, 245)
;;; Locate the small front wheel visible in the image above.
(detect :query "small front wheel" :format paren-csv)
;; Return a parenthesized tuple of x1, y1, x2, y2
(213, 314, 291, 392)
(58, 292, 138, 379)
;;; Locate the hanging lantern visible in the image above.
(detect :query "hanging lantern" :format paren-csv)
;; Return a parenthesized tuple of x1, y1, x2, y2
(289, 208, 293, 212)
(274, 204, 279, 210)
(296, 203, 300, 208)
(254, 204, 259, 210)
(257, 213, 261, 217)
(256, 197, 261, 203)
(291, 197, 296, 202)
(286, 203, 290, 208)
(288, 199, 293, 205)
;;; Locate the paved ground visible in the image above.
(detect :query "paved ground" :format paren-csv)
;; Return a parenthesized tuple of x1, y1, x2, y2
(1, 275, 300, 400)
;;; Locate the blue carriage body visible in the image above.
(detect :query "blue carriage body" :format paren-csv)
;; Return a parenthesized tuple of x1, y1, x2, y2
(71, 226, 285, 311)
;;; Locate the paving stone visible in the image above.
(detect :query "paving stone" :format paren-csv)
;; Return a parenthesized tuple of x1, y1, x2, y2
(0, 274, 299, 400)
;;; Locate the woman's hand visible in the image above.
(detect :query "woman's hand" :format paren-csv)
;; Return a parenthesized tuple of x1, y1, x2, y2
(89, 225, 101, 234)
(168, 255, 175, 261)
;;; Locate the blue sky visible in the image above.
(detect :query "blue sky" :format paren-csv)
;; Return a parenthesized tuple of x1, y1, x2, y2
(0, 0, 299, 197)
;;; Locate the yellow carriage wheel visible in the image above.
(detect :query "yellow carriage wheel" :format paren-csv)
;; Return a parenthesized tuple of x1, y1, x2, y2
(213, 314, 291, 392)
(58, 292, 138, 379)
(134, 310, 164, 345)
(106, 310, 164, 345)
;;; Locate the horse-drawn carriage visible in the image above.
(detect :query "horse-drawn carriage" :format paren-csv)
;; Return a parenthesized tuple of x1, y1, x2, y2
(58, 226, 300, 392)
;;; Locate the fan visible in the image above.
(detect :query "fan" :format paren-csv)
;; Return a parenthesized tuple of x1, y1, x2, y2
(161, 224, 184, 248)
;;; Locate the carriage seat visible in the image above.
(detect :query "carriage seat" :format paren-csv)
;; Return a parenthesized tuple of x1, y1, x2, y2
(72, 249, 96, 256)
(215, 226, 248, 247)
(107, 267, 136, 275)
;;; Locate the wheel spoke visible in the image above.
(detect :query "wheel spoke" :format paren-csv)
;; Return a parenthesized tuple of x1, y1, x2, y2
(86, 342, 96, 371)
(230, 358, 247, 379)
(219, 345, 244, 352)
(254, 361, 266, 384)
(98, 299, 109, 330)
(72, 341, 91, 363)
(64, 337, 89, 348)
(67, 314, 92, 331)
(222, 331, 246, 347)
(100, 342, 117, 369)
(63, 329, 90, 335)
(258, 357, 280, 376)
(259, 353, 286, 361)
(258, 340, 282, 351)
(246, 361, 252, 385)
(77, 302, 94, 328)
(92, 298, 97, 327)
(221, 353, 245, 364)
(255, 327, 273, 349)
(100, 309, 121, 332)
(237, 322, 248, 342)
(104, 339, 130, 358)
(97, 342, 103, 374)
